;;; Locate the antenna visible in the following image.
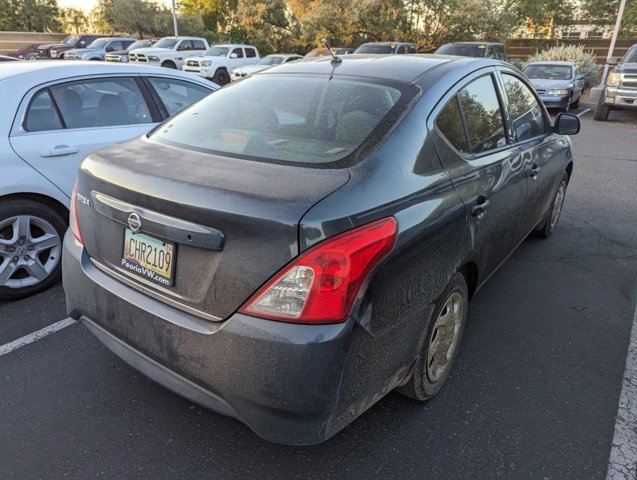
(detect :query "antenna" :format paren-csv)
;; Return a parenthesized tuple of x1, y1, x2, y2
(322, 39, 342, 66)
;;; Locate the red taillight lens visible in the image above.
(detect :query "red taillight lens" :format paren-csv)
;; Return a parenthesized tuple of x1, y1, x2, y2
(69, 180, 84, 245)
(239, 217, 398, 324)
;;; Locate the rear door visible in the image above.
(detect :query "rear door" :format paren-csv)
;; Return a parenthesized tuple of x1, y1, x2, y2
(430, 70, 528, 277)
(9, 76, 158, 198)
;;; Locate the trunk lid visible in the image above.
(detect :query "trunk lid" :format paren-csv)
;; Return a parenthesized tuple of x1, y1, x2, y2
(76, 137, 349, 321)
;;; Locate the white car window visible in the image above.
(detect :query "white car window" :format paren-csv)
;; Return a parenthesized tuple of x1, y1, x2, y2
(146, 77, 211, 116)
(48, 78, 152, 129)
(25, 90, 63, 132)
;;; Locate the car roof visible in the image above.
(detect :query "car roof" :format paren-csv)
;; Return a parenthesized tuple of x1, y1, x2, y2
(443, 41, 502, 46)
(265, 54, 497, 83)
(209, 44, 256, 48)
(525, 60, 574, 66)
(0, 60, 212, 83)
(266, 53, 301, 58)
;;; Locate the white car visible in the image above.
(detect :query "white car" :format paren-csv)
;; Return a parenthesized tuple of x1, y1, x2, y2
(0, 61, 217, 300)
(231, 53, 302, 81)
(129, 36, 209, 70)
(183, 44, 260, 85)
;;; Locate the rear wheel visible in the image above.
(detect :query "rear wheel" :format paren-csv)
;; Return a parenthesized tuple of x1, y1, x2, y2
(161, 60, 177, 69)
(212, 68, 230, 86)
(0, 200, 66, 301)
(397, 272, 468, 401)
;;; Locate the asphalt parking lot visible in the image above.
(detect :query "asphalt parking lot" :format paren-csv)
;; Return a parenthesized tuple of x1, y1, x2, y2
(1, 108, 636, 479)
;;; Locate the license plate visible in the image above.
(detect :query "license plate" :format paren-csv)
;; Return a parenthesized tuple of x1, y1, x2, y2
(122, 229, 175, 286)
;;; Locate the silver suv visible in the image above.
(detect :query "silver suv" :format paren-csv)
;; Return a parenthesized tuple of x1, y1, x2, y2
(595, 44, 637, 121)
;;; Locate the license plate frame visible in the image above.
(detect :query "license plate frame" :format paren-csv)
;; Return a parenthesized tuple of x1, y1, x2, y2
(121, 229, 176, 287)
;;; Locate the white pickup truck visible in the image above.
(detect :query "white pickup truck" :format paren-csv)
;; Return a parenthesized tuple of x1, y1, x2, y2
(183, 44, 260, 85)
(129, 36, 209, 70)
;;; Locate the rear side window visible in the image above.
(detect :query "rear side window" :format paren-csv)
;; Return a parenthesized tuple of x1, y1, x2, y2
(25, 90, 63, 132)
(501, 74, 546, 141)
(49, 78, 152, 128)
(151, 74, 413, 167)
(192, 40, 206, 50)
(457, 75, 506, 154)
(436, 98, 468, 154)
(245, 48, 257, 58)
(146, 77, 211, 116)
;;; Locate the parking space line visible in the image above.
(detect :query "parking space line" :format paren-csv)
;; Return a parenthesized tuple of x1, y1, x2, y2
(607, 300, 637, 479)
(577, 108, 591, 117)
(0, 318, 76, 357)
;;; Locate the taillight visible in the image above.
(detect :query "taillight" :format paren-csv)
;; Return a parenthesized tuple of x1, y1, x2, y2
(239, 217, 398, 324)
(69, 180, 84, 245)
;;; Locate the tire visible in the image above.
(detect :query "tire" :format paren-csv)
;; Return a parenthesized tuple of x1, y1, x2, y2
(396, 272, 468, 401)
(0, 200, 67, 301)
(212, 68, 230, 86)
(161, 60, 177, 69)
(571, 95, 580, 109)
(594, 96, 610, 121)
(534, 173, 568, 239)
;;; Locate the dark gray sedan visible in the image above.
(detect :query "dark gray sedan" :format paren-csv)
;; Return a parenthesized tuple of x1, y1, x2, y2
(523, 61, 585, 111)
(63, 54, 580, 445)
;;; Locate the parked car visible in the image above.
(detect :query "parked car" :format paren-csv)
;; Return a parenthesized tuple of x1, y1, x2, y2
(129, 36, 209, 70)
(523, 61, 585, 111)
(0, 61, 217, 300)
(105, 39, 154, 63)
(594, 44, 637, 121)
(436, 42, 507, 61)
(335, 48, 355, 55)
(63, 55, 580, 445)
(64, 37, 137, 61)
(354, 42, 417, 54)
(231, 53, 302, 81)
(183, 44, 260, 85)
(0, 55, 20, 62)
(7, 43, 39, 60)
(36, 34, 109, 59)
(303, 47, 346, 60)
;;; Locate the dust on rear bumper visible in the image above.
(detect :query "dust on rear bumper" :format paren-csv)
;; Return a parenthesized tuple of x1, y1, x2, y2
(62, 230, 353, 445)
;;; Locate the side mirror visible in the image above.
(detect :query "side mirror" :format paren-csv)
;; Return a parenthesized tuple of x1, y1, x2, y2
(554, 113, 580, 136)
(78, 41, 86, 47)
(106, 46, 114, 52)
(574, 74, 585, 81)
(607, 56, 622, 66)
(230, 53, 238, 59)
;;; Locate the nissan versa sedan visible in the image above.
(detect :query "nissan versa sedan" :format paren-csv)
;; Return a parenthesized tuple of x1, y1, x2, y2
(523, 61, 585, 111)
(63, 54, 580, 445)
(0, 61, 216, 301)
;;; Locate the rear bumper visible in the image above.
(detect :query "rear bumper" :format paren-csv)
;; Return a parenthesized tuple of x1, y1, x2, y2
(62, 231, 353, 445)
(603, 87, 637, 110)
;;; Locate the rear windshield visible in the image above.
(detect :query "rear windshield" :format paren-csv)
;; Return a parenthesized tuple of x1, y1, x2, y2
(436, 44, 486, 57)
(524, 64, 572, 80)
(355, 44, 394, 54)
(150, 74, 415, 167)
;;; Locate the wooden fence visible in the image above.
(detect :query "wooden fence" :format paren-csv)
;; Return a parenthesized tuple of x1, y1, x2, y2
(506, 38, 636, 64)
(0, 32, 68, 55)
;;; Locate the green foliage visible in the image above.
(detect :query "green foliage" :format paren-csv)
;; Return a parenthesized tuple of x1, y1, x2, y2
(526, 44, 601, 88)
(0, 0, 61, 32)
(510, 0, 576, 38)
(179, 0, 238, 33)
(58, 7, 89, 34)
(94, 0, 161, 38)
(581, 0, 637, 38)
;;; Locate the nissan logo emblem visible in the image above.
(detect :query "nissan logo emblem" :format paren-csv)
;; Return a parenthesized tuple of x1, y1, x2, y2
(127, 213, 142, 233)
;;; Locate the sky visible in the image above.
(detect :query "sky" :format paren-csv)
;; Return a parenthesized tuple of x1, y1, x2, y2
(58, 0, 173, 12)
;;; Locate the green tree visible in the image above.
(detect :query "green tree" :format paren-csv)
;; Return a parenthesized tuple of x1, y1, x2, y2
(0, 0, 61, 32)
(581, 0, 637, 38)
(58, 7, 88, 34)
(178, 0, 238, 33)
(94, 0, 160, 38)
(511, 0, 576, 38)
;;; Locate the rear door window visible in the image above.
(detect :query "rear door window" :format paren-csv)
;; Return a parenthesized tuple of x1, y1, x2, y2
(146, 77, 211, 116)
(192, 40, 206, 50)
(501, 73, 547, 142)
(245, 48, 257, 58)
(457, 75, 507, 154)
(48, 77, 153, 128)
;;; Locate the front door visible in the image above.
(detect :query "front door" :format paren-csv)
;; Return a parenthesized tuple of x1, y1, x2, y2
(431, 71, 528, 277)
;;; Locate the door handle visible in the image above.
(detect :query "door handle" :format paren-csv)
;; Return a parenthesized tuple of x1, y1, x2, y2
(471, 197, 490, 219)
(41, 145, 79, 157)
(530, 163, 540, 179)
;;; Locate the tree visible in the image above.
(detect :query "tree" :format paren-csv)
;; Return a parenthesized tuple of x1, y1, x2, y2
(581, 0, 637, 38)
(0, 0, 61, 32)
(178, 0, 239, 33)
(94, 0, 160, 38)
(58, 7, 88, 34)
(510, 0, 576, 38)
